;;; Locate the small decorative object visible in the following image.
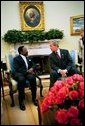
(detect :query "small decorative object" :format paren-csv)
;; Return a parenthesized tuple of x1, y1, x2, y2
(70, 15, 84, 35)
(41, 74, 84, 125)
(19, 1, 44, 31)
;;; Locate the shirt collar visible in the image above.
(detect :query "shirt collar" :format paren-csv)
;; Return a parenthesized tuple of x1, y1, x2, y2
(57, 48, 60, 53)
(20, 54, 26, 58)
(55, 49, 61, 57)
(55, 48, 60, 54)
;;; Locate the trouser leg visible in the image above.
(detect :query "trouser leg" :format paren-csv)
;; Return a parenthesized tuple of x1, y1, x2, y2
(67, 66, 81, 76)
(50, 70, 61, 89)
(17, 75, 26, 104)
(26, 74, 37, 101)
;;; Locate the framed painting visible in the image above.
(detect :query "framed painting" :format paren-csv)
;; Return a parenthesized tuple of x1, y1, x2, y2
(19, 1, 45, 31)
(70, 15, 84, 35)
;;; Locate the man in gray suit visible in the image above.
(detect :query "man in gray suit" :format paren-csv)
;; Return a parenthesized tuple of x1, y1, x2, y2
(49, 40, 80, 88)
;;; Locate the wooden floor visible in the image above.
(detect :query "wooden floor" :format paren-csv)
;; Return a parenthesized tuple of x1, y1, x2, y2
(1, 87, 49, 125)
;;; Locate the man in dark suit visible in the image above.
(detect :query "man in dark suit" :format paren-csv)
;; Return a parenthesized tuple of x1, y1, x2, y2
(13, 46, 37, 111)
(49, 40, 80, 88)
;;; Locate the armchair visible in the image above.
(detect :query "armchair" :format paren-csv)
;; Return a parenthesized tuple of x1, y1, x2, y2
(70, 49, 82, 72)
(5, 53, 43, 107)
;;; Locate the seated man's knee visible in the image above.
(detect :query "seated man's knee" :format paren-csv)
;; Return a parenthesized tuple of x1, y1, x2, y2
(26, 74, 36, 86)
(50, 70, 58, 88)
(50, 70, 57, 77)
(68, 67, 80, 76)
(18, 76, 25, 83)
(27, 74, 36, 81)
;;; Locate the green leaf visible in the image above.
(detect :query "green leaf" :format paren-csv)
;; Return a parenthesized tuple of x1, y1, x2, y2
(3, 29, 64, 43)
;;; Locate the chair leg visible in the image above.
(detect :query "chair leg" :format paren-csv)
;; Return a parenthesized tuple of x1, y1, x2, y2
(80, 66, 82, 73)
(35, 74, 43, 97)
(9, 90, 15, 107)
(38, 78, 43, 97)
(9, 81, 15, 107)
(40, 84, 43, 97)
(7, 73, 15, 107)
(37, 99, 42, 125)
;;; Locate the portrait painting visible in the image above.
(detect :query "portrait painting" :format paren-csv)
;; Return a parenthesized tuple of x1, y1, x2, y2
(24, 6, 40, 27)
(70, 15, 84, 35)
(19, 1, 44, 31)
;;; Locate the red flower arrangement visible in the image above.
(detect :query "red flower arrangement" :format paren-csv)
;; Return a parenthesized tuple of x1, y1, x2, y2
(41, 74, 84, 125)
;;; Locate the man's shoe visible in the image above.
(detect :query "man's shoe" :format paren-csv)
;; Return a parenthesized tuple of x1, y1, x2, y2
(33, 99, 38, 106)
(11, 102, 15, 107)
(19, 102, 26, 111)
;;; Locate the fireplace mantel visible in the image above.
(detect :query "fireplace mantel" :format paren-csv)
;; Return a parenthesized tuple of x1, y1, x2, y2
(14, 42, 52, 56)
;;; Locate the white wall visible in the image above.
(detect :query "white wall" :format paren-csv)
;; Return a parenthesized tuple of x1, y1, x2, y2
(1, 1, 20, 35)
(45, 1, 84, 35)
(1, 1, 84, 60)
(1, 1, 84, 36)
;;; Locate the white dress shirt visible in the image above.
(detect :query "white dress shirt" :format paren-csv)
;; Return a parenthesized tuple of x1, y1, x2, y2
(20, 54, 28, 69)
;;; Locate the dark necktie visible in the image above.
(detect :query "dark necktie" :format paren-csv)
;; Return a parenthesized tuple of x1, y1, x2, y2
(56, 52, 61, 59)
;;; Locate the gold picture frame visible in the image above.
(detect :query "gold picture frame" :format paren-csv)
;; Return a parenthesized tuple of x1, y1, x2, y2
(19, 1, 45, 31)
(70, 15, 84, 35)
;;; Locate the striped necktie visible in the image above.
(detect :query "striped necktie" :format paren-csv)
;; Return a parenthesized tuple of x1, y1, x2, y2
(56, 52, 61, 59)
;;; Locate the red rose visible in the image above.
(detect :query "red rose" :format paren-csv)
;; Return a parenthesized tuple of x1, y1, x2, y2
(48, 91, 55, 98)
(78, 99, 84, 110)
(41, 95, 55, 112)
(72, 74, 84, 82)
(79, 82, 84, 90)
(41, 102, 49, 112)
(54, 80, 64, 91)
(55, 97, 65, 104)
(65, 76, 74, 87)
(69, 90, 79, 100)
(50, 86, 59, 95)
(79, 89, 84, 98)
(67, 106, 79, 118)
(54, 86, 69, 105)
(57, 86, 69, 98)
(54, 109, 68, 125)
(70, 118, 82, 125)
(41, 74, 84, 125)
(45, 93, 55, 105)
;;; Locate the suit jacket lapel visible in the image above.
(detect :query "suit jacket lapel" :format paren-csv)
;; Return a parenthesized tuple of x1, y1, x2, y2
(19, 55, 27, 66)
(53, 52, 60, 61)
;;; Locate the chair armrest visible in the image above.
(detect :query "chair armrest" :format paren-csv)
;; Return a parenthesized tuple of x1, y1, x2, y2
(5, 71, 17, 92)
(10, 78, 18, 91)
(76, 63, 82, 66)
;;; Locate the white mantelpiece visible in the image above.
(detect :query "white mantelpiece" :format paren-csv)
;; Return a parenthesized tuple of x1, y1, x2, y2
(14, 42, 52, 56)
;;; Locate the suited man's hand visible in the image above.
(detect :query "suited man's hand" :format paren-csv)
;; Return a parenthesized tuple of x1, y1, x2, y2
(27, 68, 34, 74)
(59, 69, 67, 76)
